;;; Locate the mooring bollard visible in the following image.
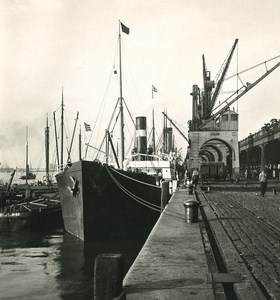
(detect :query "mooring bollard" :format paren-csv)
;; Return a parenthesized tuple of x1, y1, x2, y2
(161, 180, 169, 211)
(183, 199, 199, 223)
(94, 253, 124, 300)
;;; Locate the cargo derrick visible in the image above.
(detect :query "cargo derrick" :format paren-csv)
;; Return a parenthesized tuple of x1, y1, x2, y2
(191, 39, 238, 131)
(162, 112, 189, 143)
(187, 40, 280, 181)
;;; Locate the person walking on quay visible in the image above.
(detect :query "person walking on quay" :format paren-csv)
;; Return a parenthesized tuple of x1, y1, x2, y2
(259, 168, 268, 196)
(192, 169, 199, 190)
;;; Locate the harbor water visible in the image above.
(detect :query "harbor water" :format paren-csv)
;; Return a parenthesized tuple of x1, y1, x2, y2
(0, 170, 53, 186)
(0, 230, 146, 300)
(0, 170, 146, 299)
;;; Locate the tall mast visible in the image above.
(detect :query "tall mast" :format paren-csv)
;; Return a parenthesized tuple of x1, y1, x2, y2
(105, 129, 109, 164)
(79, 125, 82, 161)
(45, 115, 50, 185)
(53, 111, 60, 169)
(119, 20, 124, 169)
(152, 109, 156, 154)
(60, 87, 64, 171)
(163, 110, 167, 154)
(25, 126, 28, 185)
(67, 111, 79, 164)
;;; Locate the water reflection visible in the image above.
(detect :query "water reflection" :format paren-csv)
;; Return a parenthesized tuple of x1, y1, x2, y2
(0, 231, 145, 300)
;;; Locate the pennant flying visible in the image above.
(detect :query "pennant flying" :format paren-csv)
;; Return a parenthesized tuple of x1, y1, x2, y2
(152, 85, 158, 93)
(121, 22, 130, 35)
(84, 122, 92, 132)
(152, 85, 158, 99)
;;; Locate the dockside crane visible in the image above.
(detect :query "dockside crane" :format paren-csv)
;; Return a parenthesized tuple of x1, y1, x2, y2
(199, 57, 280, 130)
(188, 40, 280, 179)
(192, 39, 280, 131)
(200, 39, 239, 120)
(208, 39, 239, 115)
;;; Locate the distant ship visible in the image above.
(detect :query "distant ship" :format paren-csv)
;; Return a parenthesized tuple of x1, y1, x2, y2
(19, 127, 36, 181)
(19, 168, 36, 180)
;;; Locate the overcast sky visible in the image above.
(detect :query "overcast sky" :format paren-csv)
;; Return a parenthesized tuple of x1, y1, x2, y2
(0, 0, 279, 168)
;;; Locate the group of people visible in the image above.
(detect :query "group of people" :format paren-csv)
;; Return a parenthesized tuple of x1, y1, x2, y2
(183, 167, 269, 196)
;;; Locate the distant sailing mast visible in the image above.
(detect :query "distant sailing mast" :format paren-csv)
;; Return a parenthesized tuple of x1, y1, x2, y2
(45, 115, 50, 185)
(60, 87, 64, 171)
(25, 126, 29, 185)
(53, 88, 64, 172)
(21, 126, 36, 183)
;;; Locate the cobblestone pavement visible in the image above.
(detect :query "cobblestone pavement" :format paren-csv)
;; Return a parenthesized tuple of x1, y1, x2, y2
(202, 189, 280, 299)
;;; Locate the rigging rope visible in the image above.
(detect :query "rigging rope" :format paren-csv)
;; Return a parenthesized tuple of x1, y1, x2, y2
(108, 166, 161, 189)
(105, 165, 161, 209)
(94, 99, 120, 161)
(85, 37, 119, 158)
(123, 99, 136, 127)
(236, 42, 239, 112)
(225, 54, 280, 81)
(109, 171, 161, 210)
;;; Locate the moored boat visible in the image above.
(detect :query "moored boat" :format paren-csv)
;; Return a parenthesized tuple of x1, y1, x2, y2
(56, 160, 161, 241)
(0, 119, 62, 232)
(55, 22, 171, 241)
(0, 194, 63, 232)
(19, 171, 36, 180)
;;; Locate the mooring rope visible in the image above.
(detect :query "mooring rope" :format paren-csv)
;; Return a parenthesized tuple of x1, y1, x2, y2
(106, 166, 161, 210)
(105, 165, 184, 220)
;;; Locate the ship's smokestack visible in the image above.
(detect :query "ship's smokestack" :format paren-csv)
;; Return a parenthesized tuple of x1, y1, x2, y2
(136, 116, 147, 158)
(166, 127, 173, 154)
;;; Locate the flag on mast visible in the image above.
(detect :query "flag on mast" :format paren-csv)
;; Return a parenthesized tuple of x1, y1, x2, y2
(84, 122, 92, 132)
(121, 22, 130, 35)
(152, 85, 158, 99)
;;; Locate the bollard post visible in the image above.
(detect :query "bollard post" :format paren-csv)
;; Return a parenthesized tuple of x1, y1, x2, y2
(94, 253, 124, 300)
(183, 199, 199, 223)
(161, 181, 169, 211)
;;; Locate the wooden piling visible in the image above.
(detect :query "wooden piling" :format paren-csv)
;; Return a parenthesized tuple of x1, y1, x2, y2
(94, 253, 124, 300)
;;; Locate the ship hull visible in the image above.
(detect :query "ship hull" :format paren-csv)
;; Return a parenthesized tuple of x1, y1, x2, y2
(56, 160, 161, 241)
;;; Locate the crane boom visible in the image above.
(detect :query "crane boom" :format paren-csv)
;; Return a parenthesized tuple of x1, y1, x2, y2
(162, 112, 189, 142)
(209, 39, 239, 112)
(199, 60, 280, 129)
